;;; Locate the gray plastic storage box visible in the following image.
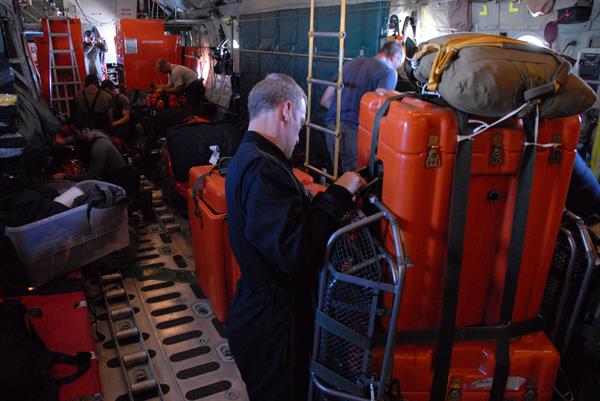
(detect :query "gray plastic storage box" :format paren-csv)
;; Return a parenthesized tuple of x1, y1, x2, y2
(4, 180, 129, 286)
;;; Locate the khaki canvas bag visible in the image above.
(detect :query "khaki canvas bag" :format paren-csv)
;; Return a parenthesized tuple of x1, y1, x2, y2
(411, 33, 596, 118)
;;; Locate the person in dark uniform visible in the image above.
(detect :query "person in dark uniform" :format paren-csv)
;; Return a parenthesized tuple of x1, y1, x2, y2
(225, 73, 365, 401)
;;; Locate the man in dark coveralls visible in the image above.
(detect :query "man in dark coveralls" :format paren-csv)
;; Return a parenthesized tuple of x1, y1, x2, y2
(225, 73, 364, 401)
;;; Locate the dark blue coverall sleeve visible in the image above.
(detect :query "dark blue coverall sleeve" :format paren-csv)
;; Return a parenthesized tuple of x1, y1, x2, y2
(241, 159, 354, 272)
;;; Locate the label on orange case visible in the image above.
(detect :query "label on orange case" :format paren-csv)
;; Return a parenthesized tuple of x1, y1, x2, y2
(469, 376, 526, 391)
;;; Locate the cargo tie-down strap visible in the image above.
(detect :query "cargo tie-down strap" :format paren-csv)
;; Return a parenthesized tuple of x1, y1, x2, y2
(431, 104, 541, 401)
(489, 106, 540, 401)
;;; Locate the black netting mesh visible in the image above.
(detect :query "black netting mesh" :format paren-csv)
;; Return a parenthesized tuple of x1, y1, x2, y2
(315, 222, 384, 400)
(541, 223, 599, 338)
(541, 231, 573, 317)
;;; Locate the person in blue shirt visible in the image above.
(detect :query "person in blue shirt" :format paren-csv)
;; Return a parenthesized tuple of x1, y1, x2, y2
(321, 41, 404, 173)
(226, 73, 364, 401)
(566, 152, 600, 218)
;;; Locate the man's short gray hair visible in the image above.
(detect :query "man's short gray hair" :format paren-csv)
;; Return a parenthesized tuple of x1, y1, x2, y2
(156, 58, 169, 70)
(247, 73, 307, 120)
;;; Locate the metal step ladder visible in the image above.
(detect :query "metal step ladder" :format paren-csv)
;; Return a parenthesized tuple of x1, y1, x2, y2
(99, 271, 167, 401)
(305, 0, 347, 181)
(46, 17, 83, 118)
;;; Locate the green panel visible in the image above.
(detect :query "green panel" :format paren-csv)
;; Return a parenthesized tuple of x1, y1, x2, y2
(296, 10, 310, 54)
(240, 50, 260, 74)
(239, 1, 391, 116)
(277, 53, 295, 77)
(278, 9, 298, 52)
(346, 2, 390, 57)
(294, 57, 308, 92)
(313, 6, 341, 56)
(239, 13, 260, 49)
(259, 53, 279, 77)
(259, 11, 279, 51)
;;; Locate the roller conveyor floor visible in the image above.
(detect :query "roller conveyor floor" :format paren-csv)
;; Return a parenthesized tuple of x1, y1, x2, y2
(90, 179, 249, 401)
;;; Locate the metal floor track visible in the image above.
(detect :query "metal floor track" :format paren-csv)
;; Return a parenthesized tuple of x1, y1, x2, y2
(92, 181, 249, 401)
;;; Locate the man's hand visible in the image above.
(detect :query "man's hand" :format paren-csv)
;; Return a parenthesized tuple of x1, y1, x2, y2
(52, 172, 66, 180)
(334, 172, 366, 195)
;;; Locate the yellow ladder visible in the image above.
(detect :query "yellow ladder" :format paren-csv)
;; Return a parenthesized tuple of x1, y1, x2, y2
(305, 0, 347, 181)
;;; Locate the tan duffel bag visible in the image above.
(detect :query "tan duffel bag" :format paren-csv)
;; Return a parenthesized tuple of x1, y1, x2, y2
(411, 33, 596, 118)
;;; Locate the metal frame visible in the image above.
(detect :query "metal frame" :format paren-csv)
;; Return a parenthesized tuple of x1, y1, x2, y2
(46, 17, 83, 118)
(308, 195, 409, 401)
(560, 210, 600, 354)
(550, 226, 577, 344)
(99, 272, 166, 401)
(305, 0, 346, 181)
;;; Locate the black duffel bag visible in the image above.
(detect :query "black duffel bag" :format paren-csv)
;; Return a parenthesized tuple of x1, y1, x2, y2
(166, 120, 247, 183)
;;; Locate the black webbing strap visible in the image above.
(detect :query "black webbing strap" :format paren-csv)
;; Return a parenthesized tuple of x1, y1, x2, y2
(191, 157, 232, 219)
(430, 129, 474, 401)
(83, 90, 100, 114)
(368, 93, 414, 177)
(489, 106, 539, 401)
(191, 165, 217, 218)
(371, 317, 547, 346)
(52, 352, 92, 385)
(27, 313, 92, 389)
(82, 90, 102, 129)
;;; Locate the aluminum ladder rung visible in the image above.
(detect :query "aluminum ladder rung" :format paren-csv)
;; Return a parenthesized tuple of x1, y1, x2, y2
(49, 49, 73, 54)
(306, 164, 336, 181)
(307, 78, 341, 88)
(48, 33, 70, 37)
(308, 122, 337, 136)
(311, 31, 345, 38)
(51, 97, 75, 101)
(51, 65, 77, 70)
(52, 81, 81, 85)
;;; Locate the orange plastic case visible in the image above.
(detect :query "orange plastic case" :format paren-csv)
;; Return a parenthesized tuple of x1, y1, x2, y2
(187, 165, 324, 322)
(373, 332, 559, 401)
(358, 91, 579, 331)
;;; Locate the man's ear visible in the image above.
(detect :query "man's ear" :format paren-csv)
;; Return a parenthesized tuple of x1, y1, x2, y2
(281, 100, 293, 123)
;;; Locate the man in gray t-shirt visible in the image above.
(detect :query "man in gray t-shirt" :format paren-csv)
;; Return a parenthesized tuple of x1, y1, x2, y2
(75, 74, 114, 132)
(321, 41, 403, 173)
(52, 127, 126, 183)
(153, 58, 206, 106)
